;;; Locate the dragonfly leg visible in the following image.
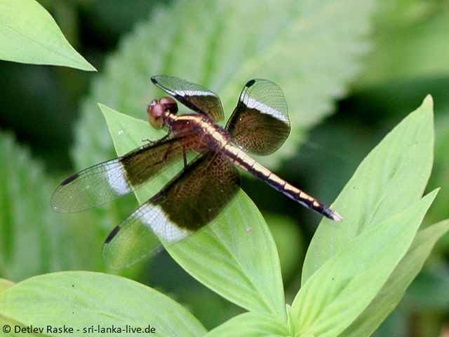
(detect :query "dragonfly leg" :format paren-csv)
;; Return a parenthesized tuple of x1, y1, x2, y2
(182, 145, 188, 169)
(141, 134, 169, 145)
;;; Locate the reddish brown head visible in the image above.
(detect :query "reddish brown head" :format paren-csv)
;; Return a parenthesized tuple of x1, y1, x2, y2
(147, 97, 178, 129)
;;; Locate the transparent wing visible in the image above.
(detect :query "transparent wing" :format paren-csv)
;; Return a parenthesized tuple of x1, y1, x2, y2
(151, 75, 224, 121)
(226, 79, 290, 155)
(51, 136, 196, 212)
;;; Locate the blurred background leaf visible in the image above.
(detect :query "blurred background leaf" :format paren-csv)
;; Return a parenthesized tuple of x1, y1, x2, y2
(74, 0, 376, 171)
(0, 133, 102, 281)
(1, 0, 448, 335)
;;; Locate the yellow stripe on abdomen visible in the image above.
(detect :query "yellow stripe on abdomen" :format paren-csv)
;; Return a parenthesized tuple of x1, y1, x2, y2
(223, 143, 342, 221)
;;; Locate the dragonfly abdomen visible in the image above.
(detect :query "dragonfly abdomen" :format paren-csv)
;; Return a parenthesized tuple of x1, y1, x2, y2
(224, 144, 342, 221)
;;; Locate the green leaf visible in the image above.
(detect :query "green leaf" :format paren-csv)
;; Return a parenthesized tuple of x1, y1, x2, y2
(205, 312, 290, 337)
(0, 279, 14, 294)
(0, 271, 206, 337)
(100, 105, 286, 318)
(74, 0, 377, 170)
(99, 104, 168, 158)
(341, 220, 449, 337)
(0, 0, 95, 71)
(0, 132, 81, 281)
(302, 95, 434, 284)
(290, 191, 437, 337)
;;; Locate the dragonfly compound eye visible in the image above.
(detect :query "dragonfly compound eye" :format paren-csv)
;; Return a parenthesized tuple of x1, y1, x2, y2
(159, 97, 178, 114)
(147, 100, 165, 129)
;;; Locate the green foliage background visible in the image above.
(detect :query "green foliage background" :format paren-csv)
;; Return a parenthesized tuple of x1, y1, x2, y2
(1, 0, 449, 336)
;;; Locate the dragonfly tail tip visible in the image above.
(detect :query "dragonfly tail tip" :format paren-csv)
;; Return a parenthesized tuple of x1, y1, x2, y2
(330, 210, 343, 222)
(323, 208, 343, 222)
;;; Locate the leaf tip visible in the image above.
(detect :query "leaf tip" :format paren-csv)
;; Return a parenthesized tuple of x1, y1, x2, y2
(97, 103, 114, 116)
(83, 62, 97, 72)
(421, 95, 434, 112)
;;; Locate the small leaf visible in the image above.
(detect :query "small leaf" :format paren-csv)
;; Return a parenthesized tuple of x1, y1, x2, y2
(290, 191, 437, 337)
(341, 220, 449, 337)
(302, 95, 434, 283)
(0, 271, 206, 337)
(206, 312, 290, 337)
(101, 105, 286, 318)
(0, 0, 95, 71)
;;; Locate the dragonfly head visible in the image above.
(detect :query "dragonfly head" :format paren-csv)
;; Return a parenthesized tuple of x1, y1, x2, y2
(147, 97, 178, 129)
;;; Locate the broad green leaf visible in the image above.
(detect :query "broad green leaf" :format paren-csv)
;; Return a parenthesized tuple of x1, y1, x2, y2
(0, 271, 206, 337)
(101, 105, 286, 318)
(206, 312, 290, 337)
(341, 220, 449, 337)
(0, 0, 95, 71)
(302, 96, 434, 284)
(74, 0, 377, 171)
(290, 191, 437, 337)
(0, 132, 80, 281)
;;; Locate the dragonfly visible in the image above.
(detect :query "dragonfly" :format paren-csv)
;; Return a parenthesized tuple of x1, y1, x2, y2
(52, 75, 342, 267)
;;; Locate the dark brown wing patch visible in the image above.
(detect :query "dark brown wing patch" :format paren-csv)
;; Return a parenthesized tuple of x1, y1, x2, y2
(102, 153, 240, 268)
(226, 79, 290, 156)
